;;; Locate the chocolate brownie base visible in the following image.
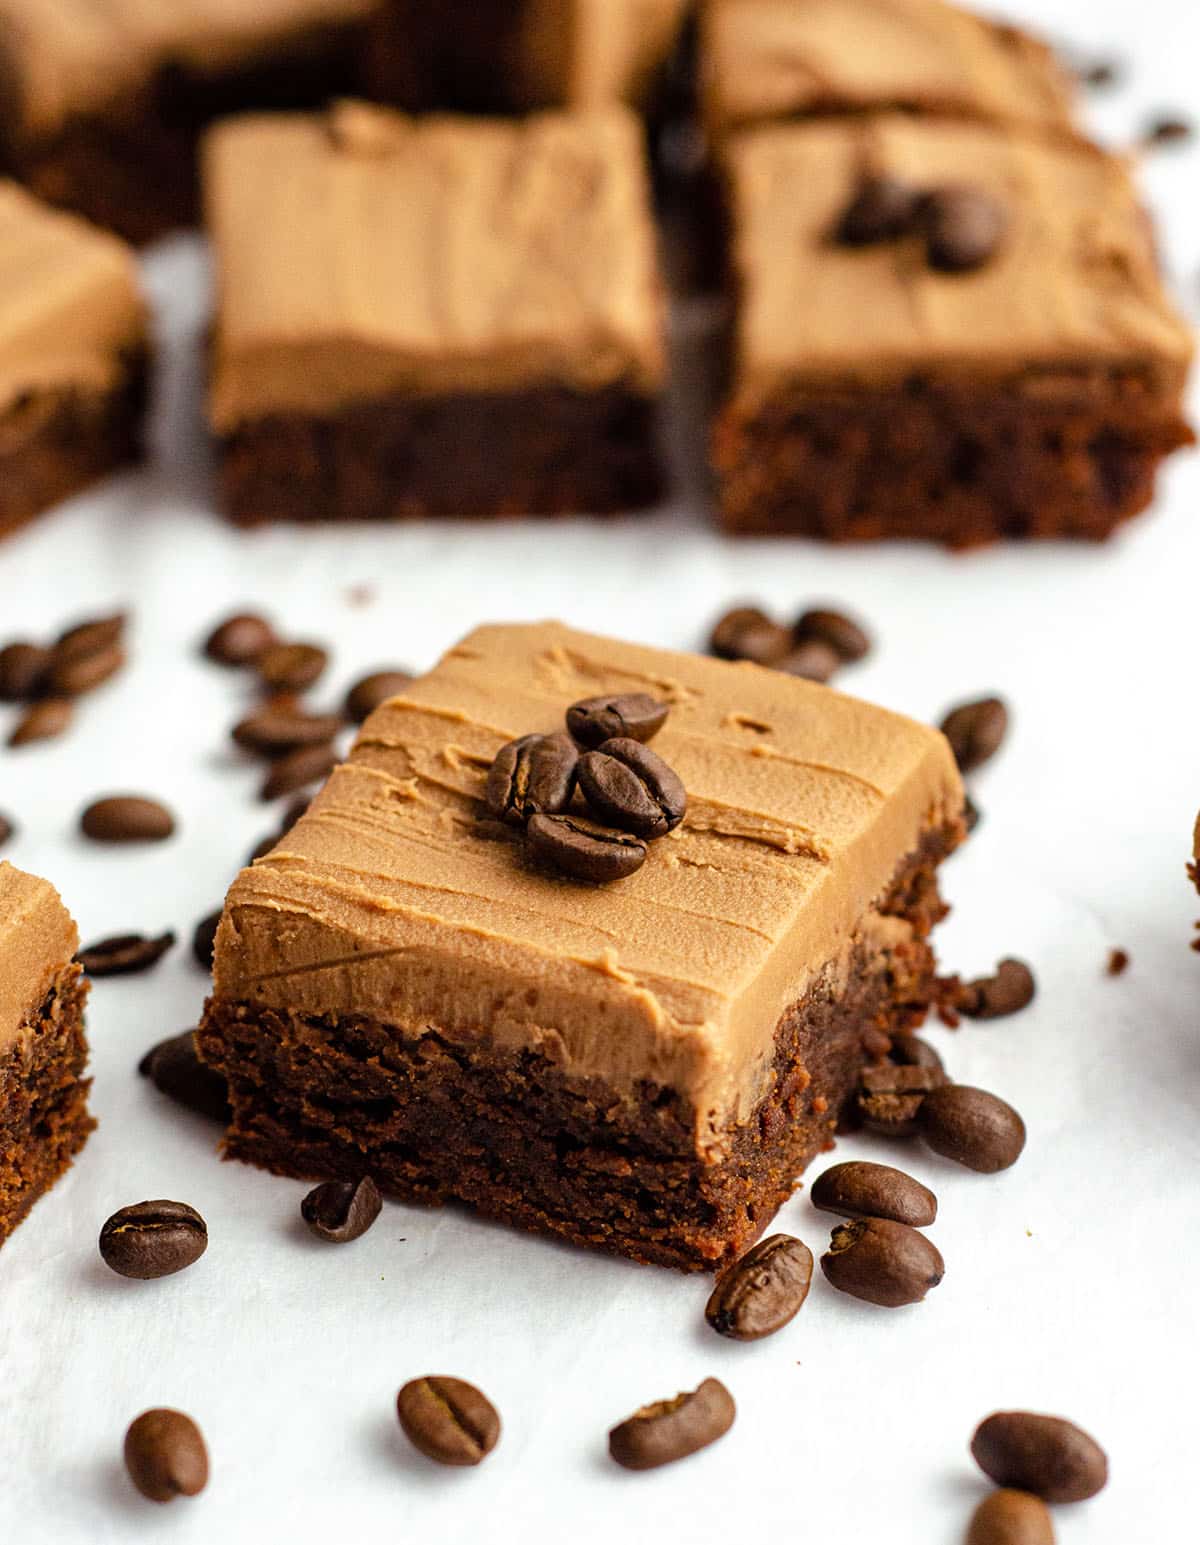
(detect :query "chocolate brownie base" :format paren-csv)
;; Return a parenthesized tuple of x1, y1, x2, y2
(0, 353, 148, 541)
(714, 371, 1195, 546)
(0, 963, 93, 1246)
(217, 383, 665, 524)
(198, 821, 958, 1271)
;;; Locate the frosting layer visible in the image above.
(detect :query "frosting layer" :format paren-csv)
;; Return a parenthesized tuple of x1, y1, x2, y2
(0, 862, 79, 1055)
(213, 622, 963, 1146)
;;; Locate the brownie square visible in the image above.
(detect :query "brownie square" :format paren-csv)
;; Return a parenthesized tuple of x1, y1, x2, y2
(714, 115, 1195, 545)
(205, 104, 667, 523)
(198, 622, 965, 1271)
(0, 863, 93, 1247)
(0, 181, 147, 540)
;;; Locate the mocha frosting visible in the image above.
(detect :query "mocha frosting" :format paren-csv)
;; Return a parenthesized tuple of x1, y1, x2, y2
(205, 105, 666, 430)
(727, 114, 1196, 412)
(212, 622, 963, 1150)
(0, 862, 78, 1056)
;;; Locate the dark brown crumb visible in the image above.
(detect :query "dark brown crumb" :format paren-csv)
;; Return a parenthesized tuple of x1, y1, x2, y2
(1105, 948, 1130, 977)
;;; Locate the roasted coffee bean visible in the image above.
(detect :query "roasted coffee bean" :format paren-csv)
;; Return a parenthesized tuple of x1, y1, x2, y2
(858, 1062, 946, 1137)
(260, 742, 337, 801)
(957, 957, 1036, 1019)
(526, 813, 647, 883)
(923, 186, 1008, 272)
(835, 175, 922, 245)
(8, 697, 73, 747)
(810, 1161, 937, 1228)
(80, 795, 175, 843)
(777, 639, 841, 683)
(918, 1084, 1026, 1172)
(0, 811, 13, 846)
(257, 640, 328, 692)
(396, 1376, 501, 1467)
(577, 738, 686, 839)
(301, 1176, 382, 1243)
(99, 1200, 208, 1279)
(609, 1378, 736, 1470)
(55, 611, 125, 663)
(709, 606, 791, 665)
(77, 931, 175, 978)
(566, 692, 670, 749)
(344, 668, 414, 723)
(1143, 114, 1193, 147)
(124, 1409, 209, 1503)
(485, 732, 579, 826)
(940, 696, 1009, 773)
(821, 1217, 944, 1306)
(204, 612, 276, 666)
(48, 641, 125, 697)
(794, 606, 872, 663)
(971, 1412, 1108, 1503)
(705, 1234, 814, 1341)
(966, 1490, 1056, 1545)
(889, 1034, 947, 1076)
(0, 640, 51, 700)
(232, 706, 344, 756)
(1106, 947, 1130, 977)
(139, 1032, 230, 1123)
(192, 910, 221, 969)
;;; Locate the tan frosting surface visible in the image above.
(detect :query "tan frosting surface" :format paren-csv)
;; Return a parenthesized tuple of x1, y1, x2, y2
(206, 106, 665, 429)
(0, 180, 146, 415)
(0, 862, 78, 1056)
(727, 115, 1196, 409)
(700, 0, 1075, 137)
(213, 622, 963, 1149)
(515, 0, 690, 111)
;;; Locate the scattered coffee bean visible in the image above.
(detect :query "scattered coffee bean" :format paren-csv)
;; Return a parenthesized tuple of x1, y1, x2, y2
(526, 813, 647, 883)
(794, 606, 872, 663)
(966, 1489, 1055, 1545)
(48, 640, 125, 697)
(0, 811, 13, 846)
(889, 1034, 947, 1076)
(139, 1032, 231, 1123)
(257, 640, 328, 693)
(811, 1162, 937, 1228)
(301, 1176, 382, 1243)
(923, 186, 1008, 272)
(566, 692, 670, 749)
(204, 612, 276, 667)
(232, 706, 344, 756)
(957, 958, 1037, 1019)
(192, 910, 221, 969)
(77, 931, 175, 978)
(0, 641, 51, 700)
(485, 732, 579, 826)
(940, 696, 1009, 773)
(344, 668, 413, 723)
(124, 1409, 209, 1503)
(835, 174, 921, 245)
(709, 606, 791, 665)
(857, 1062, 946, 1137)
(577, 738, 687, 839)
(1106, 947, 1130, 977)
(918, 1084, 1026, 1173)
(821, 1217, 944, 1307)
(778, 639, 842, 683)
(1143, 113, 1193, 147)
(396, 1376, 501, 1467)
(55, 612, 125, 663)
(260, 742, 337, 801)
(8, 697, 73, 747)
(99, 1200, 208, 1279)
(609, 1378, 736, 1471)
(705, 1234, 814, 1341)
(971, 1412, 1108, 1503)
(80, 795, 176, 843)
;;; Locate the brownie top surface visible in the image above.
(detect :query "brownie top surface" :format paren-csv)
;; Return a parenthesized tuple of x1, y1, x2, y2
(213, 623, 962, 1131)
(728, 114, 1195, 403)
(0, 862, 78, 1054)
(701, 0, 1075, 135)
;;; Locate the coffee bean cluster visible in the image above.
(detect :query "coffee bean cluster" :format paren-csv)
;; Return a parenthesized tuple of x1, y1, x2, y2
(0, 610, 128, 752)
(483, 693, 686, 884)
(836, 175, 1009, 272)
(709, 601, 871, 682)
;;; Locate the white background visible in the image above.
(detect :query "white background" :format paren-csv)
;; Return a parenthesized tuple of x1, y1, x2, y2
(1, 4, 1197, 1539)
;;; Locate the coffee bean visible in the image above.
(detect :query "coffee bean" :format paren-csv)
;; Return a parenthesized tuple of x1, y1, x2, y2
(777, 639, 841, 683)
(889, 1034, 947, 1076)
(794, 607, 872, 663)
(957, 958, 1036, 1020)
(704, 1234, 814, 1340)
(204, 612, 276, 667)
(709, 606, 791, 665)
(917, 1084, 1026, 1172)
(55, 611, 125, 663)
(77, 931, 175, 978)
(396, 1376, 501, 1467)
(940, 696, 1009, 772)
(811, 1162, 937, 1228)
(1106, 947, 1130, 977)
(0, 811, 13, 846)
(99, 1200, 208, 1279)
(485, 733, 579, 826)
(257, 640, 328, 692)
(835, 175, 922, 245)
(232, 706, 344, 756)
(139, 1032, 231, 1123)
(609, 1378, 735, 1471)
(260, 742, 337, 801)
(0, 640, 51, 700)
(48, 641, 126, 696)
(857, 1062, 946, 1137)
(8, 697, 73, 747)
(577, 738, 686, 839)
(80, 795, 175, 843)
(566, 692, 670, 749)
(966, 1490, 1056, 1545)
(301, 1176, 382, 1242)
(821, 1217, 944, 1306)
(124, 1409, 208, 1503)
(1143, 113, 1193, 147)
(192, 910, 221, 969)
(344, 668, 414, 723)
(923, 186, 1008, 272)
(971, 1412, 1108, 1503)
(526, 813, 647, 883)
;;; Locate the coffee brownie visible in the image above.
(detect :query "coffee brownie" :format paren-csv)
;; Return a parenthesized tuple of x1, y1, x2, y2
(198, 621, 965, 1272)
(0, 863, 93, 1247)
(714, 115, 1194, 545)
(0, 181, 147, 541)
(205, 104, 667, 524)
(0, 0, 382, 244)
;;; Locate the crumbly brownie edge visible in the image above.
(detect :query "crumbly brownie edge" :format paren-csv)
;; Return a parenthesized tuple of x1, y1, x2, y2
(0, 962, 94, 1247)
(197, 818, 961, 1271)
